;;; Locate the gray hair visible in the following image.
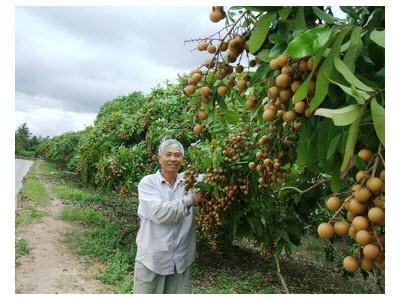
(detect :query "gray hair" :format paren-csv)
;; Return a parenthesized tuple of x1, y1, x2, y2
(158, 137, 184, 156)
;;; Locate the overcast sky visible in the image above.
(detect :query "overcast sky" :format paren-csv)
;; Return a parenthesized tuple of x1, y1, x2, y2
(15, 6, 222, 137)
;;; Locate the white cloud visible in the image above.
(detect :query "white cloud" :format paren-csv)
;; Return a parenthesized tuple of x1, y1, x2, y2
(15, 108, 96, 137)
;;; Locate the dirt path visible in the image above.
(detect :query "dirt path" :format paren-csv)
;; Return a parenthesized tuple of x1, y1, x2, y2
(15, 165, 109, 294)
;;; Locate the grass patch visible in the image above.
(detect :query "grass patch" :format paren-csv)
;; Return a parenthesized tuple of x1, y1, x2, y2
(16, 208, 47, 226)
(96, 250, 134, 293)
(19, 169, 50, 207)
(16, 239, 30, 259)
(65, 220, 136, 293)
(59, 206, 105, 226)
(37, 161, 64, 175)
(51, 184, 107, 203)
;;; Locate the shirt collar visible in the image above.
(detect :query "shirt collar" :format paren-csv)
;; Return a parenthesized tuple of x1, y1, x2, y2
(156, 170, 184, 185)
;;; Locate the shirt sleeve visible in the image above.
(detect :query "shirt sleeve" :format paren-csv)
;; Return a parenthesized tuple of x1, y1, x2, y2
(138, 179, 193, 225)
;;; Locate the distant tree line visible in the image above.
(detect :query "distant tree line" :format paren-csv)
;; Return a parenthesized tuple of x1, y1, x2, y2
(15, 123, 47, 158)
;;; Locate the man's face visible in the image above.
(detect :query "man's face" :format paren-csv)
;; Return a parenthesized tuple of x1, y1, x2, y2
(157, 147, 184, 174)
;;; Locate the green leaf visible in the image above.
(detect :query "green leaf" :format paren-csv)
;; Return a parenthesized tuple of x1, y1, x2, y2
(340, 106, 365, 173)
(333, 57, 374, 92)
(257, 49, 270, 62)
(249, 12, 276, 54)
(294, 7, 306, 33)
(195, 182, 213, 192)
(370, 98, 385, 145)
(312, 6, 335, 24)
(250, 64, 269, 85)
(343, 27, 362, 72)
(370, 30, 385, 48)
(354, 156, 367, 170)
(310, 28, 350, 110)
(292, 72, 312, 103)
(285, 26, 332, 58)
(278, 7, 292, 21)
(329, 79, 369, 104)
(330, 174, 344, 193)
(268, 43, 286, 58)
(327, 134, 341, 160)
(315, 105, 362, 126)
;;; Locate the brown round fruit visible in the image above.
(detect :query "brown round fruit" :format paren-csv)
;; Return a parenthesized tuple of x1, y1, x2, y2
(209, 9, 225, 22)
(352, 216, 369, 231)
(361, 258, 374, 272)
(193, 124, 204, 134)
(282, 110, 297, 122)
(343, 256, 359, 273)
(355, 170, 369, 182)
(263, 109, 276, 122)
(276, 54, 288, 67)
(307, 56, 315, 71)
(366, 177, 384, 194)
(198, 110, 208, 120)
(281, 65, 294, 76)
(304, 107, 313, 118)
(317, 222, 334, 240)
(217, 85, 228, 96)
(248, 162, 256, 170)
(348, 226, 357, 239)
(334, 220, 349, 236)
(373, 195, 385, 208)
(358, 149, 374, 161)
(269, 58, 280, 70)
(291, 81, 302, 93)
(354, 187, 371, 203)
(275, 74, 290, 87)
(197, 41, 209, 51)
(379, 169, 385, 182)
(200, 86, 212, 98)
(184, 85, 196, 96)
(279, 89, 291, 102)
(326, 196, 341, 212)
(294, 101, 306, 114)
(268, 86, 279, 99)
(355, 229, 372, 246)
(207, 44, 217, 53)
(363, 244, 380, 260)
(368, 207, 384, 224)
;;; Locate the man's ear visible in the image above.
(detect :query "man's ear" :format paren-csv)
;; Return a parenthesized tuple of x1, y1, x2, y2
(156, 155, 161, 163)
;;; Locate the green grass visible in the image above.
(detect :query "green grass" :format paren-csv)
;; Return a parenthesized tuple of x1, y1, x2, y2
(16, 239, 30, 259)
(65, 221, 136, 293)
(37, 161, 64, 175)
(96, 250, 134, 293)
(59, 206, 105, 226)
(19, 170, 50, 207)
(16, 208, 47, 226)
(51, 184, 107, 203)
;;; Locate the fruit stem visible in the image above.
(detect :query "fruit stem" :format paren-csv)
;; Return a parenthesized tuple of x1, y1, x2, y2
(371, 144, 382, 178)
(372, 226, 384, 251)
(279, 178, 329, 195)
(328, 195, 352, 224)
(202, 11, 247, 85)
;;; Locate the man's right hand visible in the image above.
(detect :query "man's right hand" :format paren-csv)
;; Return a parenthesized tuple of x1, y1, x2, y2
(193, 190, 207, 205)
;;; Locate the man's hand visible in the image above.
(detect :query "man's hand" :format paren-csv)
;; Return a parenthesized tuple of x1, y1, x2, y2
(193, 190, 207, 205)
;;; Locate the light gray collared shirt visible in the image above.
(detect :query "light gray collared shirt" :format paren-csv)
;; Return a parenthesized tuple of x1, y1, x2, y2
(135, 170, 196, 275)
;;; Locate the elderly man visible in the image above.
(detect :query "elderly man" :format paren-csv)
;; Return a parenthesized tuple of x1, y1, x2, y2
(133, 137, 204, 294)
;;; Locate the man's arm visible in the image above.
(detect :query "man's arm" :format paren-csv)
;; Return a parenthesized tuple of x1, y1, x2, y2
(138, 179, 193, 225)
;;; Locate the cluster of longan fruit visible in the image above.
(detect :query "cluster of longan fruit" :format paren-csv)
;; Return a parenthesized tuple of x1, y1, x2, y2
(248, 134, 287, 188)
(222, 131, 252, 163)
(317, 148, 385, 273)
(263, 54, 316, 124)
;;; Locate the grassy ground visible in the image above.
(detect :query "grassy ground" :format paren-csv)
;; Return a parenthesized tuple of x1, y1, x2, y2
(16, 162, 50, 226)
(27, 161, 385, 294)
